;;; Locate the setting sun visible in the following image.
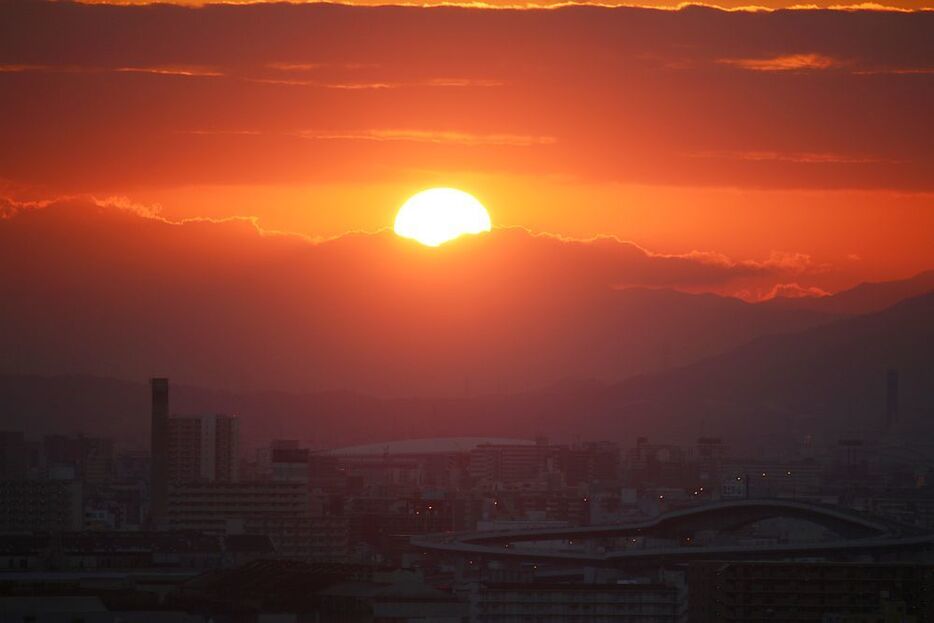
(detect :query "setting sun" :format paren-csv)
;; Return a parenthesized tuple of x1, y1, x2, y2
(394, 188, 492, 247)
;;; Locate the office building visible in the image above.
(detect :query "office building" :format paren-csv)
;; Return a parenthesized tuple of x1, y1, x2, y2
(168, 413, 239, 483)
(150, 377, 169, 527)
(886, 368, 899, 429)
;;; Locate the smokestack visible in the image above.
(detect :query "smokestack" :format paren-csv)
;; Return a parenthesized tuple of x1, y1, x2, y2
(885, 369, 899, 430)
(150, 378, 169, 528)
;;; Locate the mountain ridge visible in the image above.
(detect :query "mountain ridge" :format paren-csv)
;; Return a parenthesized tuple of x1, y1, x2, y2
(1, 291, 931, 454)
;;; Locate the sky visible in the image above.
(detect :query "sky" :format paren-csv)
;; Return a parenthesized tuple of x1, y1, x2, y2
(1, 1, 932, 302)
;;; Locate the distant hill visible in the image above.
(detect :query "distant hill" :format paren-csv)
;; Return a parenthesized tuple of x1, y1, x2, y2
(761, 270, 934, 315)
(592, 290, 934, 447)
(1, 293, 931, 455)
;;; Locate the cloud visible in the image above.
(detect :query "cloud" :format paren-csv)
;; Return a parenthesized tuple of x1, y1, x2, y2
(59, 0, 934, 9)
(761, 282, 832, 299)
(690, 150, 893, 164)
(0, 197, 834, 395)
(0, 194, 162, 220)
(265, 62, 378, 71)
(851, 66, 934, 75)
(716, 53, 934, 75)
(113, 65, 225, 77)
(296, 129, 557, 146)
(0, 64, 53, 73)
(718, 53, 842, 71)
(0, 61, 500, 89)
(0, 63, 225, 77)
(244, 77, 504, 89)
(754, 251, 819, 272)
(175, 127, 554, 147)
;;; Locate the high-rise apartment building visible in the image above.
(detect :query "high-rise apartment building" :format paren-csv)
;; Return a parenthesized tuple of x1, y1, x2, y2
(168, 414, 239, 483)
(886, 368, 900, 429)
(150, 377, 169, 527)
(150, 378, 239, 528)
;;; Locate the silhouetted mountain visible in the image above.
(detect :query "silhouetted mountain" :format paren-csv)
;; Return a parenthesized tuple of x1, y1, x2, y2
(761, 270, 934, 315)
(592, 290, 934, 447)
(1, 294, 931, 455)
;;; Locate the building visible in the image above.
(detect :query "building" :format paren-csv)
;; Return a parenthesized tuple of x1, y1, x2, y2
(626, 438, 688, 488)
(0, 597, 112, 623)
(43, 434, 114, 483)
(471, 581, 685, 622)
(0, 431, 29, 480)
(694, 437, 729, 487)
(167, 413, 239, 483)
(256, 440, 311, 483)
(886, 368, 899, 430)
(555, 441, 620, 486)
(166, 481, 348, 561)
(320, 577, 468, 622)
(151, 377, 169, 527)
(0, 531, 273, 572)
(720, 460, 823, 500)
(468, 442, 547, 485)
(687, 561, 934, 622)
(150, 378, 240, 515)
(0, 480, 83, 532)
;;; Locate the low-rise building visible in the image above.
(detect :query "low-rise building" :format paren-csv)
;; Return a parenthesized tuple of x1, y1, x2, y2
(167, 482, 348, 561)
(688, 561, 934, 622)
(471, 581, 685, 622)
(0, 480, 83, 532)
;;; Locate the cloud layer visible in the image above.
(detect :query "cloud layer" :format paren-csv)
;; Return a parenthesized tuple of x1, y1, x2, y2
(0, 198, 833, 395)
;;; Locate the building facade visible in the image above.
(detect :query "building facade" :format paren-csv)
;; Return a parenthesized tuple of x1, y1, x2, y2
(471, 582, 685, 623)
(688, 561, 934, 622)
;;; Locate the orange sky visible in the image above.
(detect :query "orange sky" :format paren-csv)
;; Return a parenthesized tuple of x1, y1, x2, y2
(73, 0, 934, 10)
(1, 1, 933, 298)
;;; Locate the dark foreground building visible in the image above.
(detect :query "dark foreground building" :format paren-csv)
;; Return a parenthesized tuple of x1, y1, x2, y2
(688, 561, 934, 622)
(470, 581, 684, 622)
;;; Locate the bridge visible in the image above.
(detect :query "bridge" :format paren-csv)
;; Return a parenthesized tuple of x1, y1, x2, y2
(412, 500, 934, 566)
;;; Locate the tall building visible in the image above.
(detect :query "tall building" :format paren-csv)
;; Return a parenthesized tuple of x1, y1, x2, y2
(151, 378, 240, 528)
(886, 368, 899, 429)
(150, 377, 169, 527)
(168, 414, 239, 483)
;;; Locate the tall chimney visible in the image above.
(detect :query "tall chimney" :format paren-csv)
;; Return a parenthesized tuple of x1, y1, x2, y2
(150, 378, 169, 528)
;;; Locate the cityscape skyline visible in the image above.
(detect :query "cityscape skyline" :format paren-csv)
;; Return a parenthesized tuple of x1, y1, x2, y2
(3, 364, 934, 619)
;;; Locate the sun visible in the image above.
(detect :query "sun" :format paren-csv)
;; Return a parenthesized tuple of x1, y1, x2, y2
(394, 188, 492, 247)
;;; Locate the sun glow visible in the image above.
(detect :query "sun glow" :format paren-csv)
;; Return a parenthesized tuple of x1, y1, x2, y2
(394, 188, 492, 247)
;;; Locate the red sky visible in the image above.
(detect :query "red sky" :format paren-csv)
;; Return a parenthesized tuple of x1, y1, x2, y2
(1, 1, 932, 300)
